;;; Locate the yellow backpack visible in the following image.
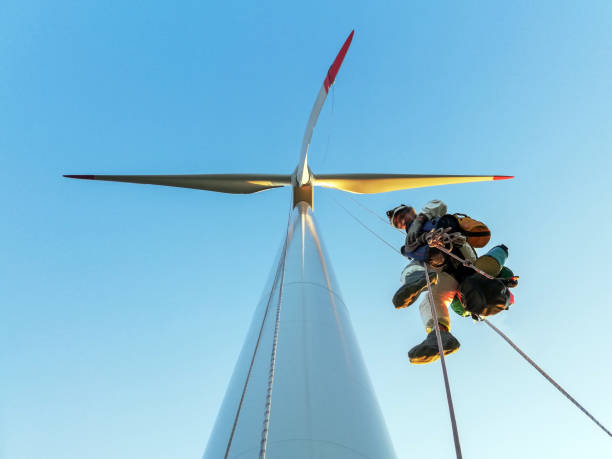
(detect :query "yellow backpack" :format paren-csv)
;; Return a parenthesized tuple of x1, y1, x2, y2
(453, 213, 491, 248)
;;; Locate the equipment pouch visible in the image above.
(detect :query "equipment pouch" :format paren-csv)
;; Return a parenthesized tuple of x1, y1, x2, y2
(453, 213, 491, 248)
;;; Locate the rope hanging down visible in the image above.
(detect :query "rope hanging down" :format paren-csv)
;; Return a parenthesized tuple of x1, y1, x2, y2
(423, 265, 463, 459)
(224, 208, 293, 459)
(331, 195, 612, 439)
(346, 194, 404, 233)
(259, 253, 288, 457)
(332, 197, 401, 254)
(224, 250, 284, 459)
(482, 318, 612, 438)
(259, 209, 292, 458)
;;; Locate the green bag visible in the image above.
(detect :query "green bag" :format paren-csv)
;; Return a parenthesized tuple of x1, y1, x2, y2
(450, 294, 470, 317)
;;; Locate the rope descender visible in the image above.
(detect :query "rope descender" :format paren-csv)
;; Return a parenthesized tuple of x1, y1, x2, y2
(424, 227, 455, 251)
(425, 229, 496, 280)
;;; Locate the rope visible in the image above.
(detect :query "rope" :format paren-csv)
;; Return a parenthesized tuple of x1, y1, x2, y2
(346, 193, 405, 234)
(259, 218, 290, 458)
(335, 194, 612, 439)
(331, 196, 401, 254)
(224, 254, 283, 459)
(424, 230, 495, 280)
(482, 318, 612, 438)
(423, 265, 463, 459)
(224, 208, 292, 459)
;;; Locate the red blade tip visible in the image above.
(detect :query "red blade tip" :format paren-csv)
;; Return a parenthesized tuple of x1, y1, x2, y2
(324, 30, 355, 92)
(493, 175, 514, 180)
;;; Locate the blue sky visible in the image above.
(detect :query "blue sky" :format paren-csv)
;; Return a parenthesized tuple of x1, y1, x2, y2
(2, 1, 612, 458)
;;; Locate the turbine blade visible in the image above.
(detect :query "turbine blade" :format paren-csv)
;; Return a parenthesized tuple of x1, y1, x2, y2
(313, 174, 513, 194)
(297, 30, 354, 185)
(63, 174, 292, 194)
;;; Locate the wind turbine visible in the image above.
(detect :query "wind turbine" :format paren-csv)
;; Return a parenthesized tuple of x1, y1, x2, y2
(65, 31, 511, 458)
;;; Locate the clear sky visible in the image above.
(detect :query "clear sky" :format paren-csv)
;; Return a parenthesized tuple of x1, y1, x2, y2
(2, 1, 612, 458)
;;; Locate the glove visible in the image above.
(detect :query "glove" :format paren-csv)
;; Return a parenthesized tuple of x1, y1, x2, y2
(405, 213, 427, 248)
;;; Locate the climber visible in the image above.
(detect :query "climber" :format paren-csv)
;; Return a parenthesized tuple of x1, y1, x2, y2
(387, 200, 517, 364)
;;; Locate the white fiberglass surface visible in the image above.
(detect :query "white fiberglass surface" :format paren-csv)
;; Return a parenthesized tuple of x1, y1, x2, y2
(203, 205, 396, 459)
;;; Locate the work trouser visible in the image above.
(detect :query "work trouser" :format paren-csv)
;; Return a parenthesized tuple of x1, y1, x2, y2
(418, 271, 459, 333)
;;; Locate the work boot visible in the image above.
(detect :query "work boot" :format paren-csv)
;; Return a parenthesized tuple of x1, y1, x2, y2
(392, 270, 437, 309)
(408, 329, 460, 365)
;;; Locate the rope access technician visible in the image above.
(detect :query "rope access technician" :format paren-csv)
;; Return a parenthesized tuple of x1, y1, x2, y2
(387, 200, 519, 364)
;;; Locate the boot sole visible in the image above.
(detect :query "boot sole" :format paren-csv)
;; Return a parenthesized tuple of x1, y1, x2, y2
(408, 353, 441, 364)
(408, 344, 460, 365)
(393, 284, 428, 309)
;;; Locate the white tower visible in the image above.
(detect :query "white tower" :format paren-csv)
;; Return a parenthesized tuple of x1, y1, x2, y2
(203, 202, 397, 458)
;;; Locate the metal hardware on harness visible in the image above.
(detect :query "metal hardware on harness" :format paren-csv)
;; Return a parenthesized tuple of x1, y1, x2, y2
(425, 229, 496, 280)
(424, 228, 455, 252)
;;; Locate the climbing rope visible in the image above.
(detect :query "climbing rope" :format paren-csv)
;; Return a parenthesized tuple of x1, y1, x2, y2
(332, 196, 401, 254)
(259, 217, 290, 458)
(224, 208, 293, 459)
(423, 265, 463, 459)
(259, 209, 293, 458)
(332, 194, 612, 439)
(224, 252, 284, 459)
(346, 193, 404, 234)
(424, 228, 495, 280)
(482, 318, 612, 438)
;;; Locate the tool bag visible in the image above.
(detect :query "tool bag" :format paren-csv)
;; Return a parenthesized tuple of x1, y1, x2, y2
(453, 213, 491, 248)
(459, 274, 511, 317)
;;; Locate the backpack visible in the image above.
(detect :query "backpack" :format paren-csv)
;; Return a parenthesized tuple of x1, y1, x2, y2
(453, 213, 491, 248)
(459, 274, 511, 317)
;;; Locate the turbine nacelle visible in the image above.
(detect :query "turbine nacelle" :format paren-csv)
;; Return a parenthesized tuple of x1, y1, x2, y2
(291, 166, 313, 208)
